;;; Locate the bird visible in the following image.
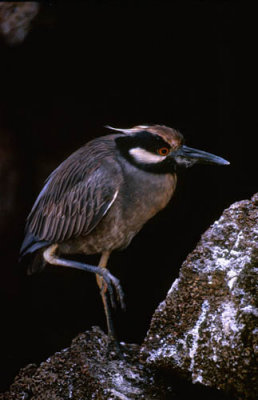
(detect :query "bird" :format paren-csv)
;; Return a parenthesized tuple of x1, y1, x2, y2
(20, 124, 229, 343)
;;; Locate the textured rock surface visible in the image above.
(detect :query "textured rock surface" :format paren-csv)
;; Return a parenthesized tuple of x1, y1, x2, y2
(141, 194, 258, 399)
(2, 196, 256, 399)
(0, 2, 39, 44)
(0, 327, 234, 400)
(0, 327, 176, 400)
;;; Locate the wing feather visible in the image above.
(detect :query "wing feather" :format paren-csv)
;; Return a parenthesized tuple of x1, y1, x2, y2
(25, 139, 121, 244)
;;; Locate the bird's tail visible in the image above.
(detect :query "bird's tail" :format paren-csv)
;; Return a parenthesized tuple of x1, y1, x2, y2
(26, 249, 47, 275)
(19, 231, 50, 275)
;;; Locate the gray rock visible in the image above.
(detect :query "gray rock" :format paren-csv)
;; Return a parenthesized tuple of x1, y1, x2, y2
(141, 194, 258, 399)
(2, 195, 256, 399)
(0, 2, 39, 45)
(0, 327, 175, 400)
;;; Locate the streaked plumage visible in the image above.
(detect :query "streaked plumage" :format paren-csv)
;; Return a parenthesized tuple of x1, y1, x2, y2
(20, 124, 229, 341)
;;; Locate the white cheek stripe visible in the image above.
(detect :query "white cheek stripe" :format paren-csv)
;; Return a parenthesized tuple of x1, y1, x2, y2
(129, 147, 166, 164)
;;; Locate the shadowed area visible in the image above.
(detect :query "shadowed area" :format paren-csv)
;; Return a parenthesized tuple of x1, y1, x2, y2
(0, 2, 255, 395)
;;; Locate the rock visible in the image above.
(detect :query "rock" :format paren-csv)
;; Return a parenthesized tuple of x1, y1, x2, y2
(0, 2, 39, 45)
(141, 194, 258, 399)
(0, 326, 176, 400)
(1, 196, 256, 399)
(0, 328, 232, 400)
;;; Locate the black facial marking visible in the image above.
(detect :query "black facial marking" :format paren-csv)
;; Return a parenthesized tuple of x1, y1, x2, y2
(115, 131, 176, 174)
(116, 130, 169, 153)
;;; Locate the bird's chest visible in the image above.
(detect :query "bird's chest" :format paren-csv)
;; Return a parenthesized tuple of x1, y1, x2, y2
(65, 169, 176, 255)
(119, 170, 177, 230)
(93, 171, 176, 252)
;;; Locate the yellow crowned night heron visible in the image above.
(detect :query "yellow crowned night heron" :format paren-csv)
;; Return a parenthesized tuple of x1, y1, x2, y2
(20, 124, 229, 343)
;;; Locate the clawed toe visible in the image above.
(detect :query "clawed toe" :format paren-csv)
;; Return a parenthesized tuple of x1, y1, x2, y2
(112, 277, 126, 311)
(101, 270, 125, 310)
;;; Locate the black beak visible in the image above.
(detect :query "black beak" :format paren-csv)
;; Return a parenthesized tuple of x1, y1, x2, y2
(172, 145, 230, 167)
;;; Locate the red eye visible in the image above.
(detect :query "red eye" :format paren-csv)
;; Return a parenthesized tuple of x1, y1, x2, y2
(158, 147, 169, 156)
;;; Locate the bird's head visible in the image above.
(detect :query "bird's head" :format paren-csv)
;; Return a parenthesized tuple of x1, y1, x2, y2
(106, 124, 229, 173)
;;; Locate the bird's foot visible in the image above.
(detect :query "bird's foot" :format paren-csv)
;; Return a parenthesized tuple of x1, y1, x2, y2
(107, 335, 124, 360)
(100, 268, 126, 311)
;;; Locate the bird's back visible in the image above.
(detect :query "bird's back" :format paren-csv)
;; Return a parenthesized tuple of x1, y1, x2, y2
(20, 135, 121, 258)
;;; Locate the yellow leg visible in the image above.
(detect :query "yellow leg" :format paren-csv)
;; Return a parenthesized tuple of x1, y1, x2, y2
(96, 251, 110, 293)
(96, 251, 117, 340)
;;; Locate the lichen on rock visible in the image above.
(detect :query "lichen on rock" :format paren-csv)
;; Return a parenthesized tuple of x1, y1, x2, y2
(1, 195, 257, 399)
(0, 327, 175, 400)
(141, 193, 258, 399)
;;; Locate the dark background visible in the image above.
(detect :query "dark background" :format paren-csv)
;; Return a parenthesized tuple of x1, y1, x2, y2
(0, 1, 255, 393)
